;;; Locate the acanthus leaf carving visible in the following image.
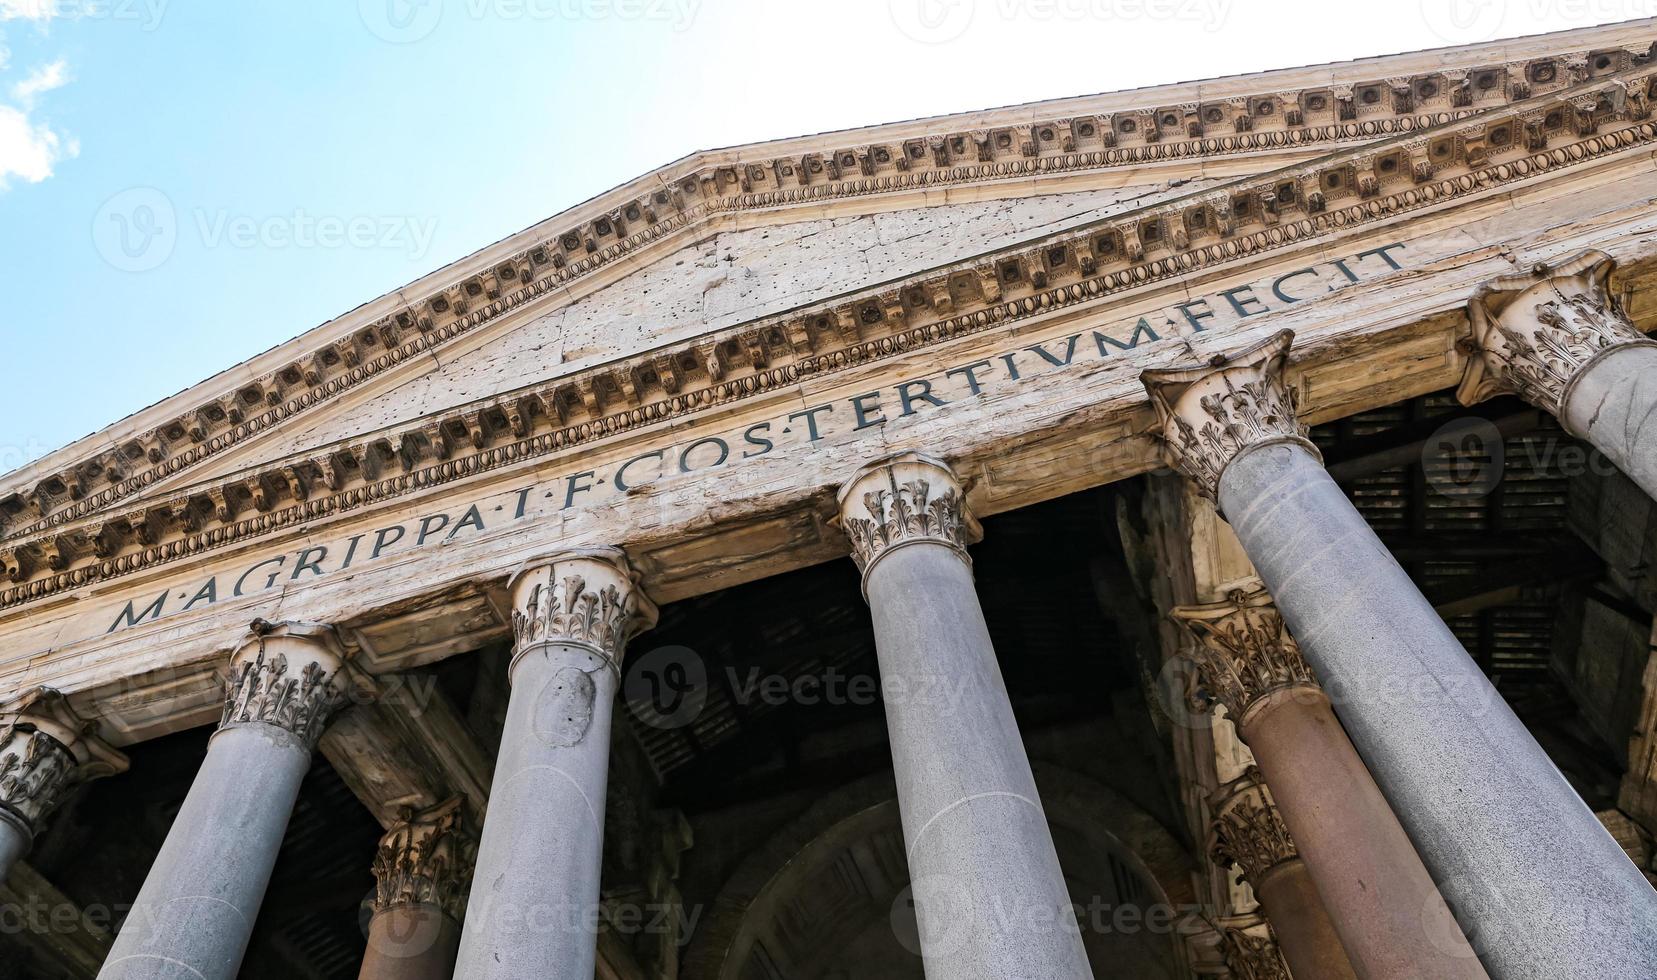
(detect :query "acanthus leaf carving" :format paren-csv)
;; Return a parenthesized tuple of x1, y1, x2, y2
(1172, 585, 1319, 725)
(837, 452, 980, 583)
(508, 548, 656, 672)
(0, 687, 127, 833)
(219, 621, 350, 748)
(370, 796, 477, 920)
(1142, 330, 1318, 503)
(1461, 249, 1654, 414)
(1210, 770, 1298, 885)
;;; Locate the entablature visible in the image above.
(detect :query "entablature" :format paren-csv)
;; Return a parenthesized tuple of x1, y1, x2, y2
(4, 24, 1655, 539)
(2, 61, 1655, 612)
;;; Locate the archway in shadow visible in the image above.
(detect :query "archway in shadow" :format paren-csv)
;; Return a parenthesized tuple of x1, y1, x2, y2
(683, 764, 1195, 980)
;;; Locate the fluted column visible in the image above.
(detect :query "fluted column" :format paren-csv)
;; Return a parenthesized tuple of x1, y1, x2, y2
(0, 688, 127, 882)
(836, 452, 1089, 980)
(1461, 249, 1657, 499)
(1174, 587, 1485, 980)
(1211, 773, 1355, 980)
(453, 547, 656, 979)
(1143, 330, 1657, 980)
(98, 620, 351, 980)
(359, 797, 475, 980)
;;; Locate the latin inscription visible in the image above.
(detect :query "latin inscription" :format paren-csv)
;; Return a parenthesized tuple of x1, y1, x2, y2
(104, 243, 1405, 634)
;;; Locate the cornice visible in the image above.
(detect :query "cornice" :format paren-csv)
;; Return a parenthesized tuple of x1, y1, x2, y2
(3, 31, 1651, 538)
(2, 64, 1655, 610)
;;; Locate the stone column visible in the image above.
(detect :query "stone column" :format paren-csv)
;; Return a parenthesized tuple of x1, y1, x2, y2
(360, 797, 475, 980)
(836, 452, 1090, 980)
(1174, 587, 1485, 980)
(0, 688, 127, 883)
(1461, 249, 1657, 499)
(452, 547, 656, 979)
(98, 620, 351, 980)
(1142, 330, 1657, 980)
(1210, 774, 1355, 980)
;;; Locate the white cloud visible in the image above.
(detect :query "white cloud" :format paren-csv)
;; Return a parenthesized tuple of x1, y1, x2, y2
(11, 56, 64, 105)
(0, 101, 72, 186)
(0, 59, 72, 188)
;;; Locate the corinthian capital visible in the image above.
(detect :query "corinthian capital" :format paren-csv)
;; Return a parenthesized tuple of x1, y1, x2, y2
(221, 620, 351, 748)
(0, 688, 127, 834)
(371, 796, 477, 921)
(1219, 915, 1292, 980)
(1141, 330, 1318, 502)
(1211, 771, 1298, 887)
(507, 547, 657, 676)
(835, 451, 983, 587)
(1460, 249, 1654, 417)
(1171, 586, 1320, 727)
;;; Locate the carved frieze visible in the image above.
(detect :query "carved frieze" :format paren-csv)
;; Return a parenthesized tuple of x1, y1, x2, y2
(507, 547, 657, 674)
(370, 796, 477, 920)
(1211, 771, 1299, 886)
(1460, 249, 1656, 415)
(0, 688, 127, 834)
(220, 620, 351, 748)
(1171, 585, 1320, 726)
(836, 452, 982, 584)
(1142, 330, 1319, 503)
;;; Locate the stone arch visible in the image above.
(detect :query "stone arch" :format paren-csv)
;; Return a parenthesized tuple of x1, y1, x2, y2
(682, 763, 1196, 979)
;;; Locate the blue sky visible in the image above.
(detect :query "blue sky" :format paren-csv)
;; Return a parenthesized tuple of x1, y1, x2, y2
(0, 0, 1647, 470)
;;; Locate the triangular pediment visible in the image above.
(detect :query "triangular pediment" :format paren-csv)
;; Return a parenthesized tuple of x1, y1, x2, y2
(3, 18, 1656, 595)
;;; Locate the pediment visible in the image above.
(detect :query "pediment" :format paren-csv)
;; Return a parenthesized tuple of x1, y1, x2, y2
(3, 20, 1656, 603)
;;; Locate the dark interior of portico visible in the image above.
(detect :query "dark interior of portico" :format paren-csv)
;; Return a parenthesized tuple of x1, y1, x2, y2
(4, 386, 1653, 979)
